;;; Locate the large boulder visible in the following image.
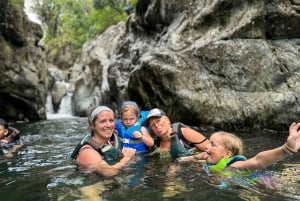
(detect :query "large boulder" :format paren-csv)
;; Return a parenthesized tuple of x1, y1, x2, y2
(71, 0, 300, 130)
(0, 0, 48, 121)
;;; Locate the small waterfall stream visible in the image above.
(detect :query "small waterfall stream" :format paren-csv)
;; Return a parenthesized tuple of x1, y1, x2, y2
(46, 92, 74, 119)
(24, 0, 41, 25)
(57, 92, 73, 115)
(46, 80, 74, 119)
(46, 93, 54, 114)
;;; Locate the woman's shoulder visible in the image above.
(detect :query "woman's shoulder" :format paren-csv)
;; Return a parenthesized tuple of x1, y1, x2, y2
(77, 144, 102, 161)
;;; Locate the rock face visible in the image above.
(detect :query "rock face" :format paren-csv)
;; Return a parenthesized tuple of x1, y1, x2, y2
(71, 0, 300, 130)
(0, 1, 48, 121)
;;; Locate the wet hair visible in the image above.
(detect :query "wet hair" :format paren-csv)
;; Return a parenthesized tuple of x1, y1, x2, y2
(211, 131, 243, 155)
(0, 118, 8, 129)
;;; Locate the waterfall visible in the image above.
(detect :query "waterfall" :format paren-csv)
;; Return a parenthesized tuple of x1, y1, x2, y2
(24, 0, 41, 25)
(46, 92, 74, 119)
(46, 93, 54, 114)
(57, 92, 73, 115)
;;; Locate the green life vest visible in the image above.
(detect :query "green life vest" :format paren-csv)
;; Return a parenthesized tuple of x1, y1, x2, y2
(71, 131, 123, 165)
(204, 156, 276, 189)
(204, 155, 252, 177)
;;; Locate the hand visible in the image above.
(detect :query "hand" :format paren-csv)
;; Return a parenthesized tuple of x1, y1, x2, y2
(286, 122, 300, 152)
(133, 131, 143, 139)
(176, 156, 195, 163)
(122, 147, 136, 159)
(1, 139, 9, 144)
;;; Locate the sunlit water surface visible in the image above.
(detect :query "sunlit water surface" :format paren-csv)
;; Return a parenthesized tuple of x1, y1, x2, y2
(0, 117, 299, 201)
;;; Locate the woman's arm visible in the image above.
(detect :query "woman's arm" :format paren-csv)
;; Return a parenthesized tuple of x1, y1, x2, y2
(181, 127, 208, 152)
(76, 146, 135, 177)
(231, 122, 300, 170)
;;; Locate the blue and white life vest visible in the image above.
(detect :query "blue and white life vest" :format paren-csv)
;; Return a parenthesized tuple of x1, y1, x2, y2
(115, 111, 150, 154)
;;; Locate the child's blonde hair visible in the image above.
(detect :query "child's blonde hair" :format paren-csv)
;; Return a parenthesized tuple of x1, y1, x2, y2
(211, 131, 243, 155)
(120, 101, 140, 117)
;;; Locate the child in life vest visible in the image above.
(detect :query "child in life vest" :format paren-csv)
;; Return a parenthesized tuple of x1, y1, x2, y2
(0, 118, 21, 147)
(197, 123, 300, 189)
(0, 118, 22, 157)
(203, 123, 300, 172)
(115, 101, 154, 154)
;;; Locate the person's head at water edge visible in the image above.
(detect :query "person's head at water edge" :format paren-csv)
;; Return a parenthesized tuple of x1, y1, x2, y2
(120, 101, 140, 128)
(204, 131, 243, 165)
(88, 106, 116, 138)
(146, 108, 208, 158)
(146, 108, 170, 138)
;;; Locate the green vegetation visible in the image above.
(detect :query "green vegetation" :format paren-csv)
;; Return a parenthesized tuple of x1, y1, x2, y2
(10, 0, 24, 5)
(34, 0, 136, 54)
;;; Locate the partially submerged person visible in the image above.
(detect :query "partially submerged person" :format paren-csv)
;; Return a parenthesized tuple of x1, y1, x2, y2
(0, 118, 21, 146)
(0, 118, 22, 157)
(115, 101, 154, 154)
(146, 108, 209, 159)
(201, 123, 300, 188)
(71, 106, 136, 177)
(204, 123, 300, 172)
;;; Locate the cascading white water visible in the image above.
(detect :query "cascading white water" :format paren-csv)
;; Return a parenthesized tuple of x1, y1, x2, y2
(46, 81, 75, 119)
(46, 93, 54, 114)
(57, 92, 73, 115)
(46, 92, 74, 119)
(24, 0, 41, 25)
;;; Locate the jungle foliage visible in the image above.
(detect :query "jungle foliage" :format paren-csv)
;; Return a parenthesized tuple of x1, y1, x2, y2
(34, 0, 136, 54)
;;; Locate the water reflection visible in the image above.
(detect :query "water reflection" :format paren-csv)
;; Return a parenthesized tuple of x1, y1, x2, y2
(0, 117, 299, 201)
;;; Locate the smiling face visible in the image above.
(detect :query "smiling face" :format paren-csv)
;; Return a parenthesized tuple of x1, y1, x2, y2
(204, 132, 243, 164)
(91, 111, 115, 140)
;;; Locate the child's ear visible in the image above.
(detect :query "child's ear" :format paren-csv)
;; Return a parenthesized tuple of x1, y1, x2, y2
(225, 150, 233, 158)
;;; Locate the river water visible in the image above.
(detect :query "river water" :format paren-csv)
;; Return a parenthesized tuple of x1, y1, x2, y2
(0, 117, 299, 201)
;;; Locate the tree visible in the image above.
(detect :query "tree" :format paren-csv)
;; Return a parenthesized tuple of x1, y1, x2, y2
(33, 0, 128, 53)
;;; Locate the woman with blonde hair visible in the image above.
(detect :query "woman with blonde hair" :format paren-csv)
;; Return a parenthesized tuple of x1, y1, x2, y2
(147, 108, 209, 159)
